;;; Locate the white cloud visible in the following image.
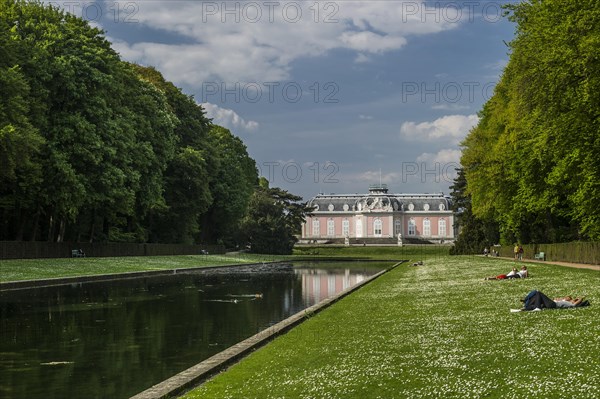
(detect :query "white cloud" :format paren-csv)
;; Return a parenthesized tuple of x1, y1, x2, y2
(109, 1, 460, 86)
(400, 114, 479, 145)
(416, 148, 462, 164)
(354, 53, 371, 64)
(201, 103, 259, 131)
(359, 114, 374, 120)
(339, 31, 407, 53)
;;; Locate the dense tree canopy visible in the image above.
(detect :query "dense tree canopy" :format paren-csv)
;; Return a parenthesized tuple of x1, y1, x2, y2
(0, 0, 181, 242)
(0, 0, 282, 249)
(459, 0, 600, 244)
(201, 125, 258, 246)
(240, 178, 312, 255)
(449, 168, 499, 254)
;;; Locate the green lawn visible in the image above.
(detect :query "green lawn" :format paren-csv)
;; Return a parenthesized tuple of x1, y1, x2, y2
(183, 255, 600, 399)
(293, 244, 450, 259)
(0, 245, 446, 283)
(0, 253, 287, 282)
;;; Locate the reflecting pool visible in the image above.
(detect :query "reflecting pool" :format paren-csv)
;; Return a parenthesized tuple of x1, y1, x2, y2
(0, 261, 389, 399)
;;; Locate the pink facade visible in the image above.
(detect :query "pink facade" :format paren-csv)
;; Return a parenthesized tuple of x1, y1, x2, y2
(302, 185, 455, 242)
(305, 215, 452, 239)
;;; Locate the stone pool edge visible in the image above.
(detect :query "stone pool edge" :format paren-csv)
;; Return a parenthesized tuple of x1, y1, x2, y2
(129, 261, 404, 399)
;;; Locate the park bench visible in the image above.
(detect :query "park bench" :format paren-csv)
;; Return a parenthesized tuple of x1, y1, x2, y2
(534, 252, 545, 261)
(71, 249, 85, 258)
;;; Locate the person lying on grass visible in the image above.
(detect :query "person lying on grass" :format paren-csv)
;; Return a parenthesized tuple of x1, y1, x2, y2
(553, 295, 585, 308)
(485, 266, 528, 280)
(515, 290, 590, 311)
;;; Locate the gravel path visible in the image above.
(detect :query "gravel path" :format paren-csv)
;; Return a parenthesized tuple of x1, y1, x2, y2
(490, 256, 599, 271)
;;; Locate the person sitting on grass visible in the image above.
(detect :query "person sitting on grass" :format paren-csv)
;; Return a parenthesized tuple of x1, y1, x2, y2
(486, 266, 530, 280)
(505, 265, 528, 279)
(485, 267, 517, 280)
(516, 290, 590, 311)
(516, 265, 528, 278)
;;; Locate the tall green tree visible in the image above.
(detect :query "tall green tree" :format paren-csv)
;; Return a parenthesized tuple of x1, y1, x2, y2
(0, 1, 178, 242)
(131, 65, 215, 244)
(0, 14, 44, 240)
(1, 0, 298, 248)
(240, 179, 311, 254)
(461, 0, 600, 242)
(201, 125, 258, 246)
(449, 168, 499, 254)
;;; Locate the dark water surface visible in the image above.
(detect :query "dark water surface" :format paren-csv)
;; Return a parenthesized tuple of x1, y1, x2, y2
(0, 261, 389, 398)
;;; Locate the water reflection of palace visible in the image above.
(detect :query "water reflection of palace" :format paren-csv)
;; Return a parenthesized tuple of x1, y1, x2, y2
(297, 269, 368, 303)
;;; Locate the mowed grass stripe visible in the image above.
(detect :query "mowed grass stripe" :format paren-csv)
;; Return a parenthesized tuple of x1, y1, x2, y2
(0, 245, 448, 283)
(0, 254, 285, 282)
(183, 256, 600, 399)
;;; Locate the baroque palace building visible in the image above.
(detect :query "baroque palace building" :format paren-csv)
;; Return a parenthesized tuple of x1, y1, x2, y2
(301, 184, 455, 243)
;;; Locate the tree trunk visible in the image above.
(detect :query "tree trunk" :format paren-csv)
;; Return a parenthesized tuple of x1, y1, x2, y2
(47, 212, 55, 242)
(102, 216, 110, 241)
(30, 209, 40, 241)
(56, 218, 66, 242)
(89, 208, 96, 243)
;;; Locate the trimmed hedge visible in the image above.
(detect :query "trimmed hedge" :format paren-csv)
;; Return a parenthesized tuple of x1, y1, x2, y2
(498, 241, 599, 265)
(0, 241, 225, 260)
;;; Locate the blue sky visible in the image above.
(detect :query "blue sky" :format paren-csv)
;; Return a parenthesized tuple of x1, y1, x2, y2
(65, 1, 516, 199)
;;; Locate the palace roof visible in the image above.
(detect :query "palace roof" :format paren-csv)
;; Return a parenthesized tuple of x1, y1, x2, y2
(307, 185, 452, 213)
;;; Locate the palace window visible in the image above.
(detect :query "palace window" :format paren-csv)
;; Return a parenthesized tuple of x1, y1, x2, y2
(356, 218, 363, 238)
(423, 218, 431, 236)
(327, 218, 335, 237)
(374, 218, 382, 237)
(408, 218, 416, 236)
(439, 218, 447, 237)
(394, 219, 402, 236)
(312, 219, 320, 237)
(342, 219, 350, 237)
